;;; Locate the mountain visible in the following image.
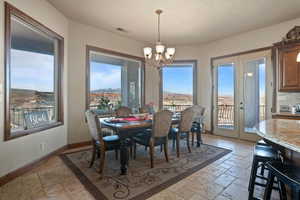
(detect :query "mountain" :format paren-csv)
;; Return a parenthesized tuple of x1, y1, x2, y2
(91, 88, 121, 93)
(11, 88, 54, 108)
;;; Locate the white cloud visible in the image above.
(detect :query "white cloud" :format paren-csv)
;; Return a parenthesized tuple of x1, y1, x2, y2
(10, 49, 54, 92)
(90, 68, 121, 90)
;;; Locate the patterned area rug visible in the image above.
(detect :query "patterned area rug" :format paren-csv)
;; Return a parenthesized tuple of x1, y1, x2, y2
(60, 143, 231, 200)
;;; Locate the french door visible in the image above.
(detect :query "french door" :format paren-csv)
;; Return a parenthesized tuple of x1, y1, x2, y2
(212, 50, 272, 141)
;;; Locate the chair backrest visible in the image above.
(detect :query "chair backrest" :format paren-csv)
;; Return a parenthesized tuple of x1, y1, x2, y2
(191, 105, 205, 123)
(85, 110, 102, 142)
(139, 106, 149, 113)
(115, 106, 132, 117)
(179, 107, 195, 132)
(152, 110, 173, 138)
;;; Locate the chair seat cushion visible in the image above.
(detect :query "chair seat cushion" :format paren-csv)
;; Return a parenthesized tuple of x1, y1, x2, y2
(191, 126, 200, 132)
(133, 132, 166, 146)
(170, 128, 179, 135)
(103, 135, 119, 142)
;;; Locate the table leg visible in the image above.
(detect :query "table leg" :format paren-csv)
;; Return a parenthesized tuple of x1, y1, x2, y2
(120, 139, 128, 175)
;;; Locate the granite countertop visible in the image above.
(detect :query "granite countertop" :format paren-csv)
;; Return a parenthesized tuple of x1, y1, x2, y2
(272, 112, 300, 117)
(256, 119, 300, 153)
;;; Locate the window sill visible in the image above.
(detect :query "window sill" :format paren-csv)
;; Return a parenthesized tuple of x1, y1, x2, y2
(5, 122, 64, 141)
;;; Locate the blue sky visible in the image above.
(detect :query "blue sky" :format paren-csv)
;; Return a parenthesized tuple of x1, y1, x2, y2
(90, 62, 121, 90)
(163, 66, 193, 94)
(217, 63, 266, 96)
(11, 49, 265, 97)
(11, 49, 54, 92)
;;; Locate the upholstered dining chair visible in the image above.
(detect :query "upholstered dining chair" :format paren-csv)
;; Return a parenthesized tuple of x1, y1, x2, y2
(85, 110, 120, 175)
(139, 105, 154, 114)
(132, 110, 173, 168)
(115, 106, 132, 117)
(191, 105, 205, 146)
(170, 107, 195, 157)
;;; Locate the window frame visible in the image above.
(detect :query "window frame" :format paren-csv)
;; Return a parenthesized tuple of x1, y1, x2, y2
(159, 60, 198, 110)
(86, 45, 145, 112)
(4, 2, 64, 141)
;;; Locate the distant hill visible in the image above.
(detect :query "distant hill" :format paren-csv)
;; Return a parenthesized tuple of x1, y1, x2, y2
(91, 88, 121, 93)
(11, 88, 54, 108)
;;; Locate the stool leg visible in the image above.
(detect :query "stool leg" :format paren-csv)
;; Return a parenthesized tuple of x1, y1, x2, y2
(278, 181, 287, 200)
(263, 172, 275, 200)
(248, 158, 259, 199)
(260, 163, 265, 176)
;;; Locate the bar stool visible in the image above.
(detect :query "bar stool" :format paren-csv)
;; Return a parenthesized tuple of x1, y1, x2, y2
(257, 139, 268, 146)
(264, 161, 300, 200)
(248, 144, 280, 199)
(256, 139, 270, 175)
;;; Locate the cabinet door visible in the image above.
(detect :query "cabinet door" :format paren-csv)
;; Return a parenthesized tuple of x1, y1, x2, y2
(279, 47, 300, 91)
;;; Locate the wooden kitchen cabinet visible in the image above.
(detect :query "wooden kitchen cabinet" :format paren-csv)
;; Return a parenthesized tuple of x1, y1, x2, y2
(273, 26, 300, 92)
(278, 45, 300, 91)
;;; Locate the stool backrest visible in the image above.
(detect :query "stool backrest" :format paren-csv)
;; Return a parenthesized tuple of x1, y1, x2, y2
(152, 110, 173, 138)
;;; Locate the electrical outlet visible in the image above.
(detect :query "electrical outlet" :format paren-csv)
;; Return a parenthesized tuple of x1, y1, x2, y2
(40, 142, 46, 152)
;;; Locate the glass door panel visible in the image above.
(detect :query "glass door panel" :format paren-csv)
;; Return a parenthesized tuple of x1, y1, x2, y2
(243, 58, 266, 133)
(213, 50, 271, 141)
(217, 64, 235, 130)
(213, 58, 239, 138)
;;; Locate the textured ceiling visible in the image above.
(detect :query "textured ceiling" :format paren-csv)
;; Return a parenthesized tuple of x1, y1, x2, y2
(47, 0, 300, 45)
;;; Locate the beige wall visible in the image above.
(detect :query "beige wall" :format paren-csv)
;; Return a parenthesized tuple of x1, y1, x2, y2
(1, 0, 300, 178)
(188, 17, 300, 131)
(144, 15, 300, 131)
(67, 20, 146, 144)
(0, 0, 69, 177)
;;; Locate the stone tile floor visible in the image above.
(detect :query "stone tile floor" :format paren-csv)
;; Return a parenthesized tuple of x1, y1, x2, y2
(0, 134, 280, 200)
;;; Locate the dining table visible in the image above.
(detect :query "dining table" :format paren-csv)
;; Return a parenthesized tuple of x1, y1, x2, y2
(99, 115, 202, 175)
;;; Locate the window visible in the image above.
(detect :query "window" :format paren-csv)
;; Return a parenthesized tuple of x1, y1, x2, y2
(160, 61, 197, 111)
(4, 3, 64, 140)
(87, 46, 144, 114)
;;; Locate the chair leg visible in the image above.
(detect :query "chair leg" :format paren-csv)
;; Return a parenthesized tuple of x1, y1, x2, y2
(164, 139, 169, 163)
(133, 142, 137, 160)
(278, 181, 287, 200)
(176, 132, 180, 158)
(149, 139, 154, 168)
(130, 146, 133, 159)
(172, 135, 176, 150)
(115, 149, 118, 160)
(99, 148, 106, 175)
(191, 131, 195, 147)
(89, 146, 97, 168)
(187, 132, 191, 153)
(292, 186, 300, 200)
(248, 158, 259, 199)
(263, 172, 275, 200)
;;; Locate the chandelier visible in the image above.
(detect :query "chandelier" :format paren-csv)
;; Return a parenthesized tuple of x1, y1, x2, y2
(143, 10, 175, 69)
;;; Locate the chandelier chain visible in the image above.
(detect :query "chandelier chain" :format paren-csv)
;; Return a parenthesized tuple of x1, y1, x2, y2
(158, 11, 160, 42)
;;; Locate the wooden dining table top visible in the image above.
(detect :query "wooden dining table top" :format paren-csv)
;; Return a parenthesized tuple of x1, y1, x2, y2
(99, 116, 180, 131)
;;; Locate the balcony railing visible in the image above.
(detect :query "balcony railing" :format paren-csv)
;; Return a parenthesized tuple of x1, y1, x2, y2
(10, 106, 55, 129)
(163, 104, 192, 112)
(217, 104, 266, 127)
